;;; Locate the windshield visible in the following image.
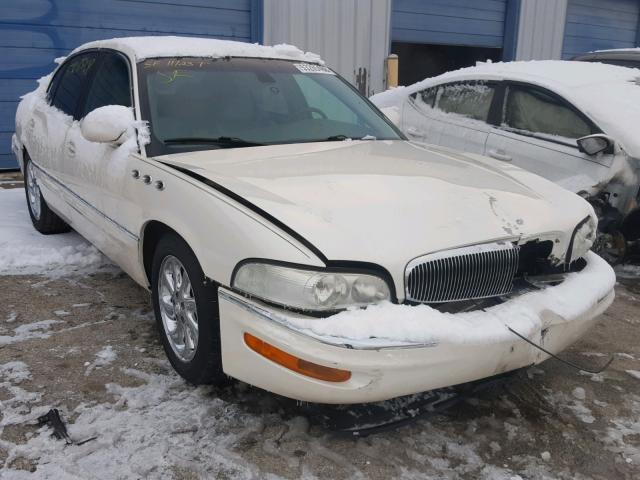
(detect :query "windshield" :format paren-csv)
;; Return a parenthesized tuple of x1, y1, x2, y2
(138, 57, 403, 156)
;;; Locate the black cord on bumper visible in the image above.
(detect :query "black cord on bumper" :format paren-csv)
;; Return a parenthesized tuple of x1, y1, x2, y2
(507, 325, 613, 374)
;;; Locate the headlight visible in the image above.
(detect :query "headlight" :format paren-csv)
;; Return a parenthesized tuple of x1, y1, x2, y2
(232, 262, 391, 311)
(568, 215, 597, 262)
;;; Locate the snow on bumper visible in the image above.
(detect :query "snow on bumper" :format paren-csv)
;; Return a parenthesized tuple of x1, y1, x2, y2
(218, 252, 615, 403)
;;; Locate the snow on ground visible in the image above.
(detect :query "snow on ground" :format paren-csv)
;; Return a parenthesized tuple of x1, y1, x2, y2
(84, 346, 117, 376)
(0, 360, 561, 480)
(0, 189, 111, 277)
(0, 320, 63, 347)
(615, 263, 640, 279)
(626, 370, 640, 380)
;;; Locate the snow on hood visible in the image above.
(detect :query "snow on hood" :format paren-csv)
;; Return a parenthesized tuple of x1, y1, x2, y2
(371, 60, 640, 159)
(286, 251, 615, 346)
(71, 36, 323, 64)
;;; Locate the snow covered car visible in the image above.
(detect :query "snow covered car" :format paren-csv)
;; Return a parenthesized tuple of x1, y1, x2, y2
(12, 38, 615, 404)
(371, 61, 640, 264)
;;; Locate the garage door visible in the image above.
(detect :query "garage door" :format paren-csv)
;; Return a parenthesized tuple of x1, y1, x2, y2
(562, 0, 640, 59)
(391, 0, 508, 48)
(0, 0, 262, 169)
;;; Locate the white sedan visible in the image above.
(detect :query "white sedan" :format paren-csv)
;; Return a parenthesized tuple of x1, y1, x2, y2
(13, 38, 615, 404)
(371, 61, 640, 263)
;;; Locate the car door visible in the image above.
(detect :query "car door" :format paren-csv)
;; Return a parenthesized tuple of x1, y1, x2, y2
(63, 51, 133, 209)
(485, 83, 614, 192)
(64, 50, 145, 279)
(401, 81, 498, 155)
(26, 52, 98, 179)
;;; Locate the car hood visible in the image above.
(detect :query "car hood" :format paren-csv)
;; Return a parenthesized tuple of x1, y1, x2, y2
(159, 141, 593, 293)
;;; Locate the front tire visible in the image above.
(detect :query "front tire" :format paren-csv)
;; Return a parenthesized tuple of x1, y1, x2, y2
(151, 233, 225, 385)
(23, 154, 70, 234)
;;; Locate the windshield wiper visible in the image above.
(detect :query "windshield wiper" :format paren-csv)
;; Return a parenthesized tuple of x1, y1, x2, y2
(163, 136, 264, 147)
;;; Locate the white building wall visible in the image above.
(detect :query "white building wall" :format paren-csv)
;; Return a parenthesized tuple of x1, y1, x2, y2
(263, 0, 391, 96)
(516, 0, 568, 60)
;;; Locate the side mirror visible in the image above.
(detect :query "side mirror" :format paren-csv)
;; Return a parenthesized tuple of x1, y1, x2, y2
(80, 105, 135, 145)
(577, 134, 615, 156)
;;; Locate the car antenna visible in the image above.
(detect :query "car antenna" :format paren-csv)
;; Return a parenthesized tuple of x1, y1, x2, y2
(506, 325, 613, 374)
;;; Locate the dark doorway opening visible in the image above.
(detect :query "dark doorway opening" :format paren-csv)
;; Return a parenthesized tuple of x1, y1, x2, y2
(391, 42, 503, 86)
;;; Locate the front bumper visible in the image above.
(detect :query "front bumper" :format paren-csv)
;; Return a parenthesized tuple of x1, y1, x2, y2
(218, 254, 615, 404)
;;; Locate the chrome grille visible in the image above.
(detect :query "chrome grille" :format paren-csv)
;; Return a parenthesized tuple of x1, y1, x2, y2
(406, 242, 519, 303)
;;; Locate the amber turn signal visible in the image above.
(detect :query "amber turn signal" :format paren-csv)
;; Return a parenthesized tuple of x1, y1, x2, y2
(244, 333, 351, 383)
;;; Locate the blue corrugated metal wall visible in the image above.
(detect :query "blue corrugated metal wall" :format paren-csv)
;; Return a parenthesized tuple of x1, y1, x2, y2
(0, 0, 263, 169)
(562, 0, 640, 59)
(391, 0, 508, 48)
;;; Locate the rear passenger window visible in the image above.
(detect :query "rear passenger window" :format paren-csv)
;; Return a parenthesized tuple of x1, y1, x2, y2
(436, 82, 496, 122)
(50, 53, 98, 119)
(83, 52, 132, 116)
(504, 85, 592, 139)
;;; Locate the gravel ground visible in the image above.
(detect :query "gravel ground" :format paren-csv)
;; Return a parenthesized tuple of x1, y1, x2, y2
(1, 175, 639, 479)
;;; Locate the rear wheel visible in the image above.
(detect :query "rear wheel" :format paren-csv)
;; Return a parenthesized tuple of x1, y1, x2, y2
(151, 233, 225, 385)
(23, 154, 70, 234)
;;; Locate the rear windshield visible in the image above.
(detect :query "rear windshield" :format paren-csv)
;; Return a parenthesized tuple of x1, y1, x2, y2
(138, 57, 402, 156)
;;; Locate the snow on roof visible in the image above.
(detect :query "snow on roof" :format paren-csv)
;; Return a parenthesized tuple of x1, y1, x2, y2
(71, 36, 323, 64)
(372, 60, 640, 158)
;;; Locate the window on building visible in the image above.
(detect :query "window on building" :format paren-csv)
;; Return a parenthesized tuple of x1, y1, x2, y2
(504, 86, 592, 139)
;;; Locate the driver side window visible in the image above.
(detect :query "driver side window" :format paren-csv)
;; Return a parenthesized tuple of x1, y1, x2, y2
(49, 52, 99, 119)
(82, 52, 132, 117)
(503, 85, 593, 139)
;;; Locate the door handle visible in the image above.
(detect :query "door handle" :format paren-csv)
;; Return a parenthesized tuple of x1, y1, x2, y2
(406, 127, 425, 139)
(488, 149, 512, 162)
(66, 141, 76, 157)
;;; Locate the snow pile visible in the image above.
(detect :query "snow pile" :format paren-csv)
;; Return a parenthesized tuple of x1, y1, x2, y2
(0, 361, 31, 384)
(84, 346, 117, 376)
(0, 320, 63, 347)
(0, 362, 45, 439)
(72, 36, 323, 64)
(602, 395, 640, 465)
(0, 189, 111, 276)
(286, 251, 615, 345)
(626, 370, 640, 380)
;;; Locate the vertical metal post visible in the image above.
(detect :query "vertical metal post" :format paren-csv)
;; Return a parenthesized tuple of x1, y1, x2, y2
(386, 54, 398, 88)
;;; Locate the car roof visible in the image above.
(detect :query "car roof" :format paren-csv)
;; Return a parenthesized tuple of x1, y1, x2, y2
(69, 36, 323, 65)
(574, 48, 640, 61)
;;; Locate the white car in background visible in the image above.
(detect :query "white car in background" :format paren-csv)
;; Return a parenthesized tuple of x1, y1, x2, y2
(13, 38, 615, 404)
(371, 61, 640, 263)
(573, 48, 640, 69)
